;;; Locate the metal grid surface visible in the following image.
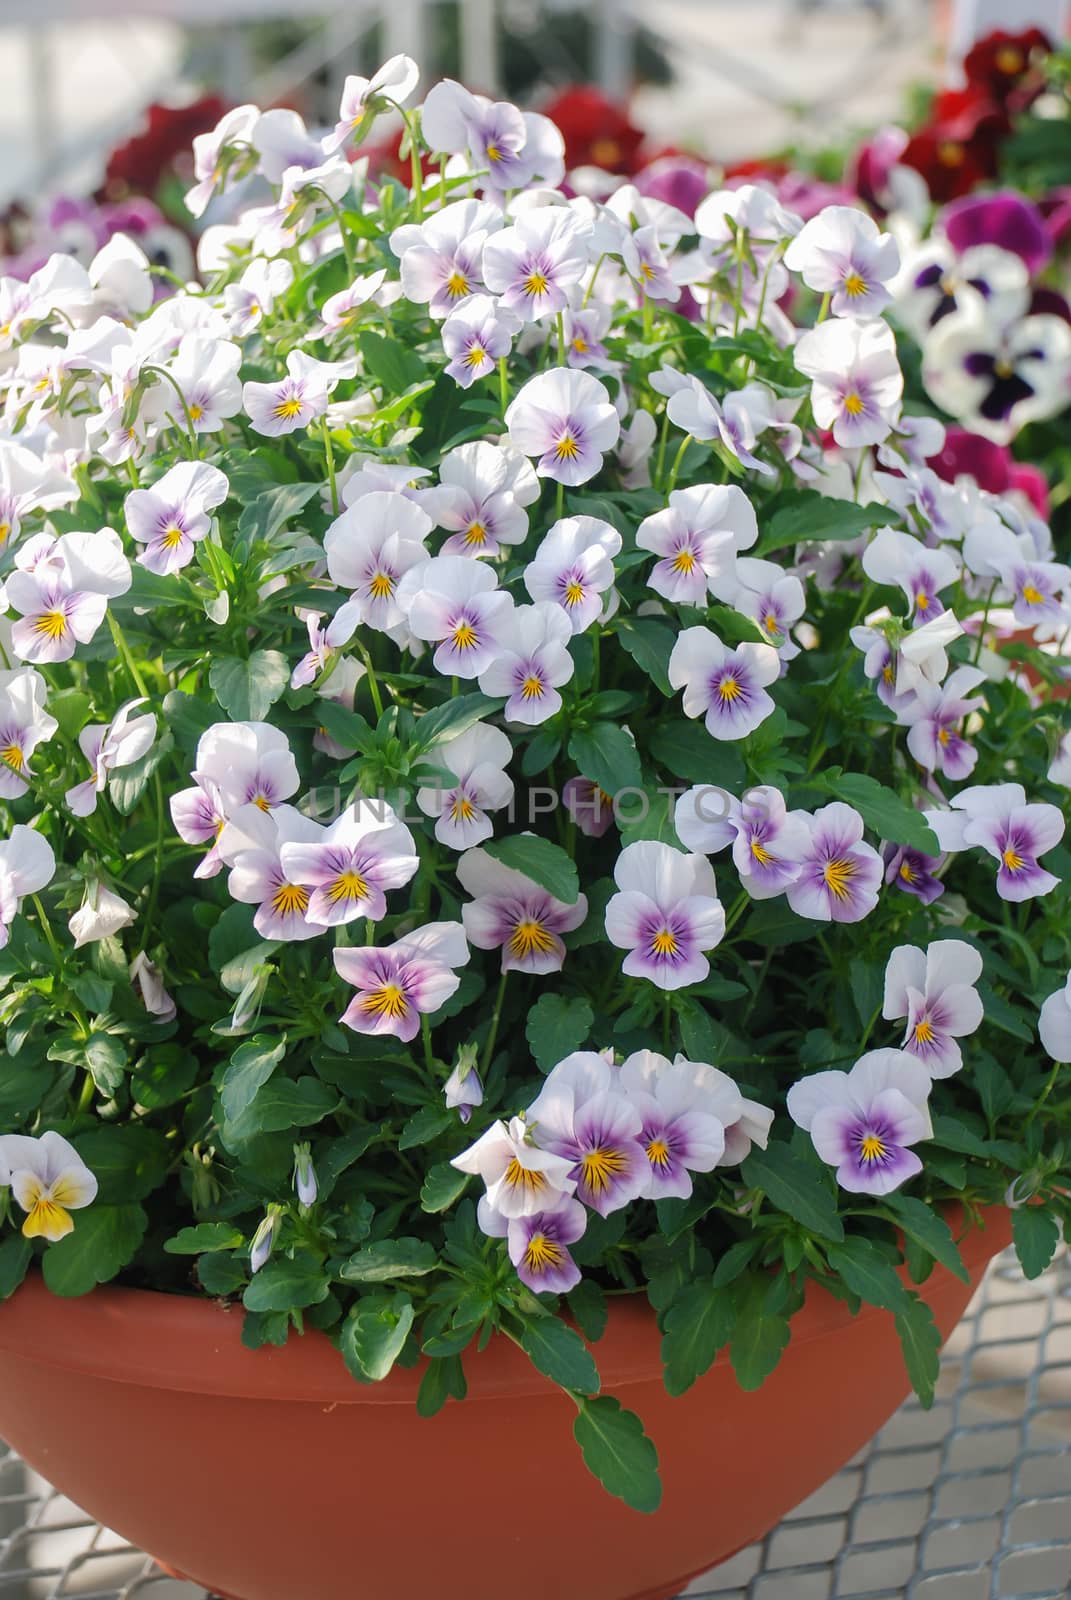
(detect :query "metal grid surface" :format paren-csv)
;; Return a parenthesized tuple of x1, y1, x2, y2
(0, 1244, 1068, 1600)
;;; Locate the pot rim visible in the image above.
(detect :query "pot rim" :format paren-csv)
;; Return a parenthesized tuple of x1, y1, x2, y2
(0, 1204, 1011, 1404)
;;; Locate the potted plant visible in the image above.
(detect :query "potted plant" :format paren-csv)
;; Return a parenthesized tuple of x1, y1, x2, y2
(0, 55, 1068, 1600)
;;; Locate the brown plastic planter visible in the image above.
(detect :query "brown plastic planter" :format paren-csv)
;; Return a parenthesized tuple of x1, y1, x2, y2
(0, 1206, 1011, 1600)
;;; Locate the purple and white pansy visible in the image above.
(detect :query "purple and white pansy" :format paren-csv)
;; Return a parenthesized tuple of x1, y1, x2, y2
(605, 841, 726, 990)
(788, 1050, 933, 1196)
(882, 940, 985, 1078)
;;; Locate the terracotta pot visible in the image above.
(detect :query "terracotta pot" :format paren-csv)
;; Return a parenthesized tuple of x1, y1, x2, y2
(0, 1206, 1011, 1600)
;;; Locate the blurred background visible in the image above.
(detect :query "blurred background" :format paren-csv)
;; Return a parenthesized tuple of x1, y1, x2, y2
(0, 0, 956, 217)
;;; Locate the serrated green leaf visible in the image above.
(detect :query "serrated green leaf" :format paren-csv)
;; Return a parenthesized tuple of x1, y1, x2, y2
(83, 1031, 128, 1095)
(824, 772, 939, 854)
(573, 1397, 662, 1513)
(164, 1223, 244, 1255)
(220, 1034, 287, 1124)
(756, 493, 882, 557)
(826, 1236, 911, 1312)
(526, 993, 594, 1073)
(413, 694, 502, 753)
(41, 1205, 147, 1297)
(209, 650, 291, 722)
(420, 1162, 470, 1213)
(483, 834, 579, 904)
(1012, 1206, 1061, 1280)
(729, 1275, 791, 1391)
(615, 617, 675, 696)
(661, 1277, 735, 1396)
(567, 1279, 608, 1343)
(568, 722, 642, 796)
(521, 1317, 600, 1395)
(706, 604, 767, 646)
(242, 1255, 329, 1313)
(894, 1295, 942, 1408)
(399, 1105, 454, 1150)
(416, 1353, 467, 1416)
(741, 1145, 844, 1242)
(342, 1296, 415, 1381)
(359, 329, 425, 394)
(222, 1076, 337, 1141)
(882, 1195, 969, 1285)
(340, 1237, 439, 1283)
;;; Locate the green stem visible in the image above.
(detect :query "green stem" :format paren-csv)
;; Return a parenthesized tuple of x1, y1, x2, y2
(816, 292, 831, 323)
(554, 480, 565, 523)
(321, 419, 340, 515)
(498, 357, 509, 416)
(107, 610, 152, 699)
(143, 364, 199, 458)
(582, 254, 606, 309)
(973, 579, 999, 664)
(555, 310, 567, 368)
(665, 434, 693, 496)
(356, 643, 384, 719)
(654, 409, 670, 490)
(1023, 1059, 1062, 1131)
(482, 971, 508, 1075)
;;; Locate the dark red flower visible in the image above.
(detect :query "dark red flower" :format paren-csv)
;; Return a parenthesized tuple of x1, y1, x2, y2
(900, 90, 1010, 203)
(540, 86, 645, 175)
(930, 426, 1050, 518)
(963, 27, 1051, 110)
(103, 96, 228, 199)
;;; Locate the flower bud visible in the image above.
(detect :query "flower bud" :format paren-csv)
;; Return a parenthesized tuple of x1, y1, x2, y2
(250, 1205, 283, 1273)
(293, 1142, 318, 1208)
(444, 1044, 483, 1124)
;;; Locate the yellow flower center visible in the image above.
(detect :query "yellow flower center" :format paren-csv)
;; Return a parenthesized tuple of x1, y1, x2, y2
(995, 46, 1024, 75)
(521, 675, 545, 700)
(452, 619, 479, 651)
(253, 793, 272, 813)
(651, 928, 678, 957)
(273, 396, 305, 420)
(464, 346, 487, 368)
(938, 728, 951, 746)
(914, 1017, 934, 1044)
(823, 857, 856, 900)
(328, 869, 369, 903)
(646, 1137, 671, 1169)
(271, 882, 309, 916)
(0, 522, 10, 544)
(369, 570, 394, 599)
(938, 140, 965, 168)
(523, 1232, 564, 1273)
(486, 142, 502, 162)
(508, 918, 556, 959)
(361, 982, 408, 1019)
(915, 590, 930, 611)
(161, 525, 185, 548)
(554, 433, 580, 462)
(464, 521, 487, 546)
(843, 391, 865, 417)
(899, 860, 917, 883)
(580, 1145, 627, 1194)
(188, 403, 204, 422)
(21, 1191, 74, 1242)
(638, 261, 656, 283)
(34, 610, 68, 640)
(1002, 846, 1024, 872)
(446, 270, 470, 298)
(504, 1158, 546, 1195)
(859, 1133, 887, 1164)
(450, 794, 476, 822)
(524, 271, 549, 297)
(843, 271, 867, 298)
(764, 612, 780, 634)
(750, 837, 773, 865)
(1, 743, 24, 772)
(571, 336, 589, 354)
(671, 548, 696, 574)
(564, 579, 585, 606)
(718, 675, 742, 702)
(1022, 583, 1043, 605)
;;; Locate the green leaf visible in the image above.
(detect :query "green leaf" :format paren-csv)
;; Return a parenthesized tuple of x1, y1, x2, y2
(71, 1127, 168, 1204)
(342, 1296, 415, 1382)
(894, 1296, 942, 1408)
(161, 689, 217, 752)
(164, 1223, 244, 1255)
(649, 719, 744, 787)
(235, 482, 319, 555)
(521, 1318, 600, 1395)
(416, 1353, 467, 1416)
(573, 1397, 662, 1513)
(741, 1145, 844, 1242)
(109, 730, 175, 816)
(197, 1252, 248, 1296)
(340, 1238, 439, 1283)
(615, 617, 675, 697)
(209, 650, 291, 721)
(313, 698, 374, 751)
(824, 772, 939, 854)
(706, 605, 767, 646)
(0, 1235, 32, 1300)
(526, 994, 594, 1073)
(567, 1279, 608, 1343)
(826, 1236, 911, 1312)
(568, 722, 642, 796)
(41, 1205, 147, 1297)
(976, 983, 1033, 1043)
(83, 1032, 128, 1095)
(242, 1309, 291, 1349)
(48, 688, 93, 741)
(483, 834, 579, 904)
(882, 1195, 969, 1285)
(359, 329, 425, 395)
(69, 973, 114, 1014)
(131, 1045, 198, 1110)
(242, 1256, 330, 1313)
(220, 1034, 287, 1125)
(676, 998, 725, 1066)
(756, 493, 882, 557)
(1012, 1206, 1061, 1280)
(222, 1076, 338, 1141)
(729, 1275, 791, 1391)
(420, 1162, 470, 1213)
(413, 694, 502, 753)
(398, 1105, 454, 1151)
(661, 1277, 735, 1396)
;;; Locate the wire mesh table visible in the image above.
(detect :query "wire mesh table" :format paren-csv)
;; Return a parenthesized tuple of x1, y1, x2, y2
(0, 1243, 1068, 1600)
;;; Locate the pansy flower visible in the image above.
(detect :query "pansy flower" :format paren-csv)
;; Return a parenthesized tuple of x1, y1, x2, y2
(0, 1132, 97, 1242)
(0, 669, 57, 799)
(675, 783, 811, 900)
(334, 921, 469, 1042)
(605, 840, 725, 990)
(523, 515, 621, 634)
(0, 825, 56, 948)
(787, 1049, 933, 1196)
(323, 490, 433, 639)
(527, 1053, 648, 1217)
(794, 316, 903, 447)
(219, 803, 331, 942)
(709, 556, 806, 660)
(451, 1116, 576, 1218)
(668, 626, 781, 741)
(924, 782, 1064, 902)
(482, 207, 589, 322)
(480, 1196, 588, 1295)
(279, 800, 419, 927)
(124, 460, 229, 576)
(618, 1050, 745, 1200)
(390, 198, 500, 317)
(422, 439, 538, 558)
(441, 296, 519, 388)
(923, 289, 1071, 445)
(505, 368, 620, 487)
(861, 526, 961, 623)
(883, 939, 984, 1078)
(884, 844, 946, 907)
(323, 54, 420, 153)
(65, 698, 157, 817)
(902, 665, 987, 781)
(784, 205, 900, 318)
(243, 349, 357, 437)
(397, 554, 515, 679)
(458, 845, 587, 975)
(478, 601, 575, 725)
(415, 722, 515, 849)
(787, 802, 883, 923)
(1038, 971, 1071, 1064)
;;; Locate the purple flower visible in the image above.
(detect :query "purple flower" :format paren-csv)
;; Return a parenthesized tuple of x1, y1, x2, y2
(618, 1050, 745, 1200)
(334, 921, 470, 1043)
(562, 776, 615, 839)
(861, 526, 960, 622)
(925, 782, 1065, 902)
(605, 841, 725, 990)
(794, 317, 903, 448)
(423, 439, 538, 559)
(884, 845, 946, 906)
(396, 554, 515, 679)
(478, 601, 575, 724)
(675, 783, 811, 900)
(280, 800, 419, 926)
(293, 1143, 318, 1208)
(123, 460, 229, 575)
(636, 483, 756, 606)
(444, 1047, 484, 1124)
(787, 802, 883, 923)
(787, 1049, 933, 1196)
(441, 295, 519, 388)
(482, 208, 589, 322)
(883, 939, 984, 1078)
(452, 1116, 576, 1218)
(457, 846, 587, 975)
(506, 369, 621, 487)
(219, 803, 330, 942)
(923, 291, 1071, 444)
(944, 191, 1052, 276)
(783, 205, 900, 318)
(1038, 971, 1071, 1064)
(668, 626, 781, 742)
(902, 665, 987, 780)
(390, 198, 499, 317)
(480, 1196, 588, 1295)
(523, 515, 622, 633)
(528, 1053, 648, 1216)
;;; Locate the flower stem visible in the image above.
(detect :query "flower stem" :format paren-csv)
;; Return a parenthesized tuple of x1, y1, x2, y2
(321, 418, 340, 515)
(498, 357, 509, 416)
(356, 642, 384, 719)
(482, 970, 508, 1074)
(107, 610, 152, 699)
(665, 434, 693, 496)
